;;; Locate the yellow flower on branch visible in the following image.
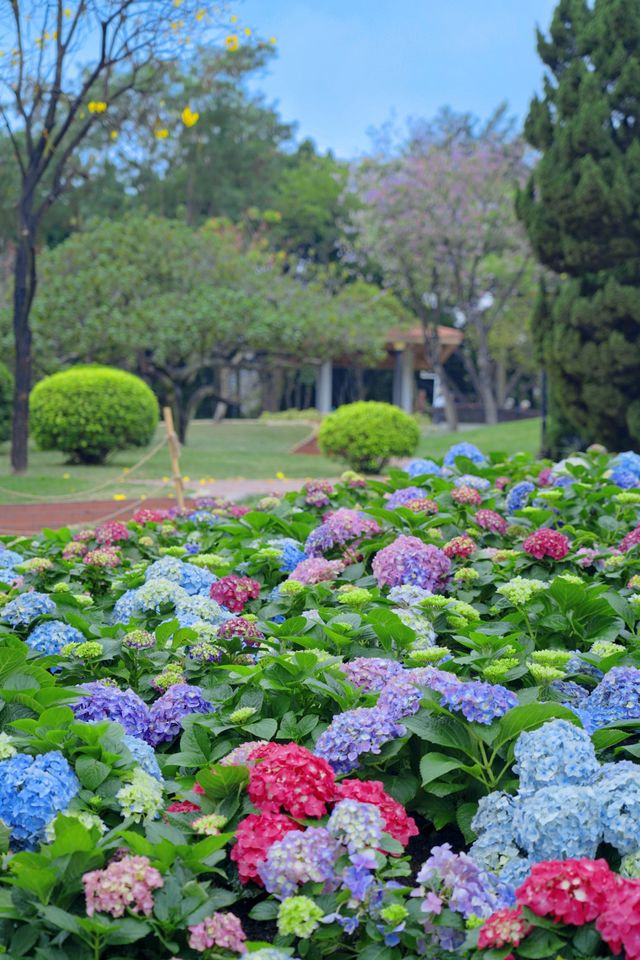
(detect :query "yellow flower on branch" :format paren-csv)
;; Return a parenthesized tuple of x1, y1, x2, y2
(154, 128, 169, 139)
(269, 36, 277, 45)
(113, 494, 126, 501)
(195, 8, 206, 21)
(64, 7, 72, 17)
(244, 27, 252, 36)
(225, 34, 239, 51)
(88, 101, 107, 113)
(110, 130, 119, 140)
(181, 106, 199, 128)
(230, 14, 238, 23)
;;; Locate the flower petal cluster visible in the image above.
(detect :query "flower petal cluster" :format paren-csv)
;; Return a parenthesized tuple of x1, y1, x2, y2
(217, 616, 264, 647)
(522, 527, 571, 560)
(517, 857, 617, 925)
(335, 778, 418, 847)
(288, 556, 344, 583)
(512, 785, 602, 860)
(506, 480, 535, 512)
(121, 735, 162, 781)
(72, 681, 151, 739)
(26, 619, 84, 655)
(83, 855, 163, 917)
(443, 442, 487, 466)
(314, 707, 405, 774)
(116, 767, 163, 821)
(258, 826, 340, 897)
(0, 751, 79, 848)
(327, 799, 383, 853)
(513, 719, 599, 796)
(2, 591, 56, 627)
(305, 508, 380, 556)
(451, 485, 482, 505)
(596, 878, 640, 960)
(188, 912, 246, 953)
(443, 535, 476, 559)
(247, 742, 336, 818)
(147, 684, 214, 746)
(340, 657, 403, 692)
(475, 508, 509, 534)
(231, 811, 301, 884)
(405, 458, 441, 477)
(384, 486, 427, 510)
(478, 906, 532, 949)
(372, 535, 450, 591)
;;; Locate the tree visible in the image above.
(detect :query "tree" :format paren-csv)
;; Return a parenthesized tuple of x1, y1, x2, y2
(352, 111, 531, 427)
(30, 215, 407, 440)
(0, 1, 249, 472)
(517, 0, 640, 453)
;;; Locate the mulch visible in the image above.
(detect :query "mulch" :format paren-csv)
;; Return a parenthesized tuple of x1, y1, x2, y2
(0, 497, 177, 537)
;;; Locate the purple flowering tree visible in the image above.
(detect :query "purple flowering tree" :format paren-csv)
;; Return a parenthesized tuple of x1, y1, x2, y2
(351, 111, 532, 427)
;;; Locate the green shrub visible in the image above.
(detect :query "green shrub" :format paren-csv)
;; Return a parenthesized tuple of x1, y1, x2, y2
(318, 401, 419, 473)
(0, 362, 13, 444)
(30, 366, 159, 464)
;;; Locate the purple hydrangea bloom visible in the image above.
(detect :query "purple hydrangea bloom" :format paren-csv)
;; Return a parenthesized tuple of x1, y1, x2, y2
(258, 826, 340, 898)
(575, 667, 640, 732)
(610, 468, 639, 488)
(147, 683, 214, 746)
(72, 682, 150, 740)
(438, 680, 517, 725)
(454, 474, 491, 490)
(372, 535, 451, 592)
(340, 657, 404, 693)
(384, 487, 427, 510)
(377, 674, 423, 719)
(443, 443, 487, 467)
(551, 679, 590, 708)
(304, 509, 380, 557)
(506, 481, 536, 513)
(327, 799, 383, 853)
(314, 707, 406, 774)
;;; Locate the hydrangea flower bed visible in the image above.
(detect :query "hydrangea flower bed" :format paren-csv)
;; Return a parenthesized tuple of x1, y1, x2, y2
(1, 445, 640, 958)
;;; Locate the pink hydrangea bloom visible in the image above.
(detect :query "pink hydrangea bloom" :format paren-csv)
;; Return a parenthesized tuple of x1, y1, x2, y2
(288, 557, 344, 584)
(372, 535, 450, 592)
(443, 535, 477, 559)
(83, 855, 163, 917)
(522, 528, 570, 560)
(95, 521, 129, 544)
(188, 912, 246, 953)
(475, 509, 509, 535)
(451, 485, 482, 506)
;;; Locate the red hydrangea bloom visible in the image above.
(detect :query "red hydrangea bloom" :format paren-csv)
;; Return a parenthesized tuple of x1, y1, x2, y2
(517, 858, 618, 926)
(95, 520, 130, 544)
(405, 497, 439, 514)
(217, 617, 264, 647)
(596, 878, 640, 960)
(475, 509, 509, 535)
(478, 907, 532, 949)
(620, 524, 640, 553)
(451, 485, 482, 506)
(522, 528, 571, 560)
(247, 742, 336, 818)
(335, 779, 418, 847)
(166, 800, 201, 813)
(443, 535, 477, 559)
(229, 505, 250, 518)
(537, 467, 554, 487)
(495, 476, 510, 490)
(132, 508, 167, 524)
(231, 811, 301, 884)
(209, 575, 261, 613)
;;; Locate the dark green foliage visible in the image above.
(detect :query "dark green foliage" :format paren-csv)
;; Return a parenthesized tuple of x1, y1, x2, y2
(30, 366, 158, 464)
(318, 401, 420, 473)
(518, 0, 640, 452)
(0, 362, 13, 443)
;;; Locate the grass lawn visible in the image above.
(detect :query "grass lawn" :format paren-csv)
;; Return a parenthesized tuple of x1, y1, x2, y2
(0, 418, 542, 504)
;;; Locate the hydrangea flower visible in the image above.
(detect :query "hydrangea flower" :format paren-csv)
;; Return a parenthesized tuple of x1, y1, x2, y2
(522, 528, 571, 560)
(145, 556, 216, 596)
(513, 720, 599, 796)
(83, 855, 163, 917)
(377, 674, 423, 719)
(335, 778, 418, 847)
(451, 485, 483, 506)
(454, 473, 491, 490)
(314, 707, 405, 774)
(512, 785, 602, 860)
(258, 826, 340, 897)
(277, 896, 324, 939)
(288, 557, 344, 584)
(188, 912, 246, 953)
(247, 742, 336, 818)
(147, 684, 214, 746)
(497, 576, 548, 605)
(2, 591, 56, 627)
(517, 858, 617, 926)
(340, 657, 404, 692)
(209, 575, 260, 612)
(327, 798, 383, 853)
(506, 481, 535, 512)
(475, 509, 509, 535)
(384, 486, 427, 510)
(597, 763, 640, 854)
(0, 751, 79, 848)
(572, 666, 640, 731)
(116, 767, 163, 821)
(136, 577, 189, 612)
(121, 735, 162, 782)
(388, 584, 434, 606)
(72, 682, 151, 740)
(438, 679, 517, 724)
(595, 876, 640, 959)
(443, 535, 477, 559)
(276, 539, 307, 573)
(305, 508, 380, 556)
(231, 811, 301, 884)
(0, 548, 25, 569)
(26, 619, 84, 655)
(372, 535, 450, 592)
(478, 906, 532, 950)
(405, 458, 441, 478)
(443, 442, 487, 466)
(217, 616, 264, 647)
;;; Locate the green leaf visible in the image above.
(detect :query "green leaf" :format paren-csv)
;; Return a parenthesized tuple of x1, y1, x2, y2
(358, 945, 397, 960)
(38, 906, 81, 935)
(249, 900, 280, 920)
(244, 718, 278, 739)
(420, 751, 466, 785)
(75, 756, 111, 790)
(196, 764, 249, 800)
(9, 862, 57, 905)
(494, 703, 579, 749)
(516, 928, 566, 959)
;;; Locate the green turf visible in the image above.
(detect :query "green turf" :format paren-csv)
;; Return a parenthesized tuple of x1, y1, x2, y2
(0, 418, 542, 504)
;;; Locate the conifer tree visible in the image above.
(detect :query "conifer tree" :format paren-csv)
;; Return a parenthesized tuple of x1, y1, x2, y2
(518, 0, 640, 453)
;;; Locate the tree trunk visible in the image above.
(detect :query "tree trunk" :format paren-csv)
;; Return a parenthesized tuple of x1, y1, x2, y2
(11, 221, 37, 474)
(421, 321, 458, 431)
(472, 312, 499, 425)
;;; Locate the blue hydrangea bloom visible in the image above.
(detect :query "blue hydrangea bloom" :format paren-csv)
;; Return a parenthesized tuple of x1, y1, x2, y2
(187, 510, 220, 525)
(174, 594, 230, 624)
(551, 679, 590, 708)
(147, 684, 214, 746)
(471, 792, 517, 836)
(2, 591, 56, 627)
(314, 707, 405, 774)
(111, 588, 143, 624)
(506, 481, 536, 513)
(565, 656, 603, 682)
(552, 474, 575, 488)
(26, 620, 84, 655)
(609, 468, 639, 489)
(145, 556, 215, 596)
(72, 682, 150, 740)
(611, 451, 640, 478)
(439, 680, 517, 725)
(377, 675, 423, 719)
(385, 487, 427, 510)
(469, 830, 522, 876)
(571, 667, 640, 732)
(596, 763, 640, 854)
(0, 751, 79, 848)
(499, 856, 534, 889)
(443, 443, 487, 467)
(512, 785, 602, 861)
(454, 474, 491, 490)
(405, 458, 441, 478)
(258, 827, 340, 898)
(121, 734, 163, 782)
(0, 549, 24, 568)
(513, 720, 599, 796)
(388, 584, 434, 606)
(277, 539, 307, 574)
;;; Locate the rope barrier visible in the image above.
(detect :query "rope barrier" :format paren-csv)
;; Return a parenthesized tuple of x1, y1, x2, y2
(0, 437, 169, 504)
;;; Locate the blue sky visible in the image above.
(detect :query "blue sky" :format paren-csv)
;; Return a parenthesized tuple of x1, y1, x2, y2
(239, 0, 558, 157)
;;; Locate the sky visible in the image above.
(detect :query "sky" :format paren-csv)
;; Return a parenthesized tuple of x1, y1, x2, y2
(239, 0, 559, 158)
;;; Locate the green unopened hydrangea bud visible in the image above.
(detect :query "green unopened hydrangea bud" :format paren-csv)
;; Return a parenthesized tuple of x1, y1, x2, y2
(447, 615, 467, 629)
(61, 642, 80, 656)
(590, 640, 625, 657)
(497, 576, 548, 605)
(554, 573, 583, 586)
(191, 553, 228, 570)
(52, 581, 71, 593)
(535, 489, 563, 502)
(615, 491, 640, 504)
(405, 646, 451, 666)
(340, 470, 365, 484)
(277, 896, 324, 939)
(453, 567, 480, 582)
(0, 732, 16, 760)
(279, 579, 305, 596)
(483, 658, 519, 682)
(419, 595, 449, 612)
(256, 548, 281, 561)
(380, 904, 408, 925)
(160, 546, 187, 557)
(531, 649, 572, 667)
(73, 594, 94, 608)
(153, 663, 185, 690)
(492, 549, 520, 562)
(230, 707, 257, 724)
(191, 813, 228, 836)
(429, 528, 444, 540)
(116, 768, 163, 822)
(337, 587, 371, 607)
(528, 663, 566, 684)
(138, 535, 154, 547)
(620, 850, 640, 878)
(465, 914, 484, 930)
(449, 600, 480, 622)
(604, 554, 625, 570)
(73, 641, 103, 659)
(161, 523, 176, 534)
(17, 557, 54, 574)
(257, 496, 280, 511)
(507, 524, 528, 537)
(122, 629, 155, 650)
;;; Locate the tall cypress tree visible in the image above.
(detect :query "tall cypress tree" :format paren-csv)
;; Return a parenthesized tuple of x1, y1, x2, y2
(518, 0, 640, 453)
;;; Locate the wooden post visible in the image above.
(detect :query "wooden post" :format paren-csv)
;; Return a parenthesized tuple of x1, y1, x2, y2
(163, 406, 185, 512)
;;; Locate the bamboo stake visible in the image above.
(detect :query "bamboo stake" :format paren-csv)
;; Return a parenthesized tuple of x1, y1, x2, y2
(163, 406, 185, 512)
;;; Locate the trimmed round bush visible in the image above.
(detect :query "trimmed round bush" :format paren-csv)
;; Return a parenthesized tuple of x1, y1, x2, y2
(0, 362, 13, 444)
(30, 366, 158, 464)
(318, 401, 420, 473)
